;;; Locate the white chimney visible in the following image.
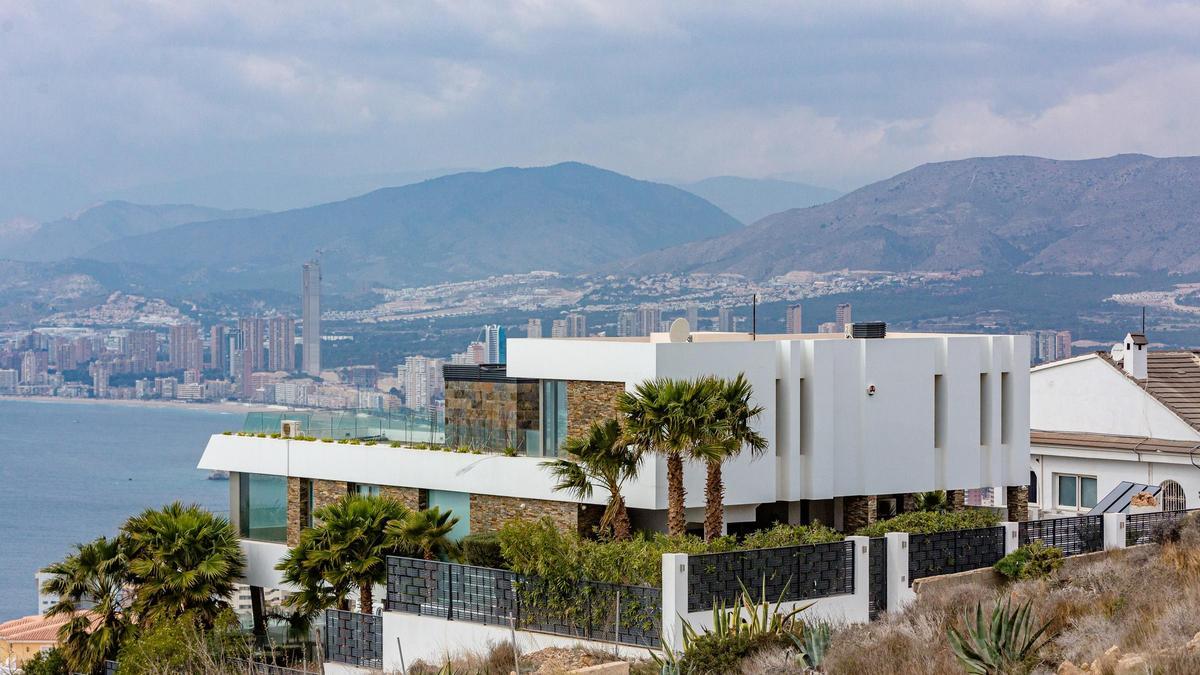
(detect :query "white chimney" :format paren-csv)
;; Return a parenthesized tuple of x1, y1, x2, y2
(1122, 332, 1148, 380)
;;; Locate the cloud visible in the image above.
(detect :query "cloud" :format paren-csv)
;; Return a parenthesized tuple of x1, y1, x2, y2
(1, 0, 1200, 216)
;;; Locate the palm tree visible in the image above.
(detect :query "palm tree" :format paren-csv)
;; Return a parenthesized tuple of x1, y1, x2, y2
(914, 490, 949, 512)
(619, 377, 723, 537)
(277, 495, 411, 614)
(702, 374, 767, 541)
(121, 502, 246, 627)
(388, 507, 459, 560)
(41, 536, 132, 674)
(543, 418, 642, 540)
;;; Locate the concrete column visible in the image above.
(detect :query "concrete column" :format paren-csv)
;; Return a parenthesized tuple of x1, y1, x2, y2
(844, 495, 877, 533)
(1002, 522, 1020, 555)
(845, 536, 871, 623)
(884, 532, 916, 612)
(1103, 513, 1128, 551)
(1006, 485, 1029, 522)
(660, 553, 690, 654)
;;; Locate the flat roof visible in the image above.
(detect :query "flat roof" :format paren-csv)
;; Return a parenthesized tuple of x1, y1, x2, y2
(513, 330, 1019, 344)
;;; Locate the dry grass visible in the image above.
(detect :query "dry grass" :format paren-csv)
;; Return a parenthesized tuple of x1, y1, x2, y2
(820, 515, 1200, 675)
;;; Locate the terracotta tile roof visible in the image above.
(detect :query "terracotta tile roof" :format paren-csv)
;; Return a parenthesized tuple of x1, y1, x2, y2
(1097, 350, 1200, 432)
(1032, 429, 1200, 456)
(0, 611, 86, 643)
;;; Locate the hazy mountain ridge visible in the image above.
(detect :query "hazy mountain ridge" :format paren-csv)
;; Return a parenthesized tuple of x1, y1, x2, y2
(0, 201, 264, 261)
(623, 154, 1200, 278)
(676, 176, 842, 224)
(84, 162, 742, 290)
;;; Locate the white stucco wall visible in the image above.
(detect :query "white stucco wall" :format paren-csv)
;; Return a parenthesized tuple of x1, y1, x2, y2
(1030, 356, 1200, 441)
(1031, 444, 1200, 515)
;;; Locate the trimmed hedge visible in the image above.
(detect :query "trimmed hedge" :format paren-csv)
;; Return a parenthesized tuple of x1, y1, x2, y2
(460, 532, 505, 568)
(854, 508, 1001, 537)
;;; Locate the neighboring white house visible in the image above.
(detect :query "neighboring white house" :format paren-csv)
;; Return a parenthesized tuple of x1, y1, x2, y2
(1030, 333, 1200, 517)
(198, 326, 1031, 594)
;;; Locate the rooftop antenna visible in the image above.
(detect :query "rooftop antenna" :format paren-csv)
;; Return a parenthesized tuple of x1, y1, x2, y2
(1142, 306, 1146, 334)
(751, 294, 757, 340)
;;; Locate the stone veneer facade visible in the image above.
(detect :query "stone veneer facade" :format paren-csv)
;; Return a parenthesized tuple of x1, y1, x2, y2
(444, 379, 540, 451)
(843, 495, 878, 532)
(566, 380, 625, 440)
(469, 493, 602, 535)
(286, 479, 423, 545)
(1006, 485, 1029, 522)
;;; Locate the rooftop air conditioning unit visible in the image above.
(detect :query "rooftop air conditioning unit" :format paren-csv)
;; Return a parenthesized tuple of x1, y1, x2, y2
(280, 420, 302, 438)
(847, 321, 887, 339)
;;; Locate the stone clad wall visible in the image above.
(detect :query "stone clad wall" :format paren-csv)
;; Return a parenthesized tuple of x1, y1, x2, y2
(469, 493, 581, 534)
(444, 380, 539, 450)
(381, 485, 422, 511)
(566, 380, 625, 440)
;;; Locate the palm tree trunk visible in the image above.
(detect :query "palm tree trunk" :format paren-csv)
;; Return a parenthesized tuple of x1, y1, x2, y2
(704, 460, 725, 542)
(359, 582, 373, 614)
(610, 494, 632, 541)
(666, 452, 687, 537)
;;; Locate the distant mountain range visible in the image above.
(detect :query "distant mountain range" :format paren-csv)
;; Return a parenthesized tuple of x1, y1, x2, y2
(0, 201, 262, 261)
(675, 176, 841, 224)
(622, 154, 1200, 278)
(82, 162, 741, 290)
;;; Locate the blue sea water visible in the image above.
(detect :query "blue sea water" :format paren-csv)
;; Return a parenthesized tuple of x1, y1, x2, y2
(0, 399, 232, 621)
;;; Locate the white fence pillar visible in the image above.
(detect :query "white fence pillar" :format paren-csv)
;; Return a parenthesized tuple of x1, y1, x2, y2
(1104, 513, 1128, 551)
(884, 532, 916, 612)
(1002, 522, 1020, 555)
(660, 553, 689, 654)
(845, 536, 871, 623)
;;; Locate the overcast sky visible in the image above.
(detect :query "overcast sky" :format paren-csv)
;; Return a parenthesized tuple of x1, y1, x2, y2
(3, 1, 1200, 217)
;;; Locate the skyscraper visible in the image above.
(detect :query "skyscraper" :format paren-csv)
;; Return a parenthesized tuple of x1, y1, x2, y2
(268, 315, 296, 372)
(169, 323, 202, 371)
(617, 311, 638, 337)
(637, 307, 661, 336)
(1055, 330, 1073, 361)
(551, 319, 568, 338)
(835, 303, 852, 332)
(302, 261, 322, 375)
(718, 307, 734, 332)
(209, 325, 226, 372)
(526, 318, 542, 338)
(686, 305, 699, 331)
(786, 304, 803, 334)
(566, 313, 587, 337)
(239, 316, 266, 371)
(484, 325, 507, 364)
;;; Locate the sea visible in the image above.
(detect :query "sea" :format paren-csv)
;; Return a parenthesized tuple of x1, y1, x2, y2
(0, 399, 233, 621)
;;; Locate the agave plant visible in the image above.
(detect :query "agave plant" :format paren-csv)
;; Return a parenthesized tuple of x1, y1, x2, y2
(946, 598, 1053, 675)
(791, 620, 832, 669)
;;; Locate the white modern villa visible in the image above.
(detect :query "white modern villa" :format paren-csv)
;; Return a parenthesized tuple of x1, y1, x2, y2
(1031, 332, 1200, 517)
(197, 324, 1031, 599)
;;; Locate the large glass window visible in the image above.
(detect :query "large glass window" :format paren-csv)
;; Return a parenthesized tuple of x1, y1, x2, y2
(426, 490, 471, 542)
(350, 483, 381, 497)
(238, 473, 287, 542)
(540, 380, 568, 457)
(1056, 474, 1097, 510)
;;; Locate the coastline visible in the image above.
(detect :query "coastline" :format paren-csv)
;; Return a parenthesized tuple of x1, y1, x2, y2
(0, 395, 261, 415)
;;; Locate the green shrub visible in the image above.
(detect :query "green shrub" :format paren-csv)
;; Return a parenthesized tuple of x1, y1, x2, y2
(390, 441, 403, 448)
(221, 431, 232, 436)
(994, 540, 1064, 581)
(503, 446, 519, 457)
(460, 532, 506, 568)
(364, 440, 377, 446)
(269, 433, 281, 438)
(855, 508, 1000, 537)
(20, 647, 69, 675)
(321, 438, 333, 443)
(740, 522, 843, 549)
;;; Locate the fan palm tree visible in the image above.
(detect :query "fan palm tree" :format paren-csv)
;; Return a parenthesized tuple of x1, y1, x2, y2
(619, 377, 724, 537)
(388, 507, 460, 560)
(543, 418, 642, 540)
(702, 374, 768, 541)
(277, 495, 411, 614)
(914, 490, 949, 512)
(121, 502, 246, 627)
(41, 536, 132, 674)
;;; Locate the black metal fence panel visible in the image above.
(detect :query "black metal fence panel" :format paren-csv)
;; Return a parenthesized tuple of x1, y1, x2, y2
(1126, 508, 1200, 546)
(685, 540, 855, 612)
(909, 526, 1006, 583)
(1019, 515, 1104, 556)
(228, 659, 313, 675)
(104, 660, 119, 675)
(386, 556, 661, 647)
(324, 609, 383, 669)
(868, 537, 887, 620)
